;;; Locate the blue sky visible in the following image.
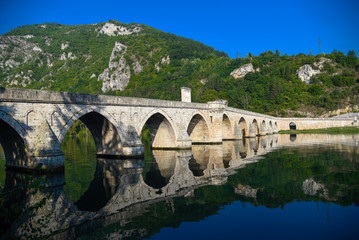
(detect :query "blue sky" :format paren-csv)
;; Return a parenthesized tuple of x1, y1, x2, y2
(1, 0, 358, 58)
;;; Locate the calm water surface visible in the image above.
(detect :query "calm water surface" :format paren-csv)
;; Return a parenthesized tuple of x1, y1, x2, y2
(0, 134, 358, 239)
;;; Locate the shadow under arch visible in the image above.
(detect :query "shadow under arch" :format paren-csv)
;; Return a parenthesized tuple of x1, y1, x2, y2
(0, 118, 30, 168)
(289, 122, 297, 130)
(58, 108, 124, 157)
(260, 120, 267, 135)
(187, 113, 210, 143)
(222, 113, 233, 140)
(139, 111, 177, 149)
(238, 117, 248, 138)
(252, 119, 260, 136)
(269, 121, 273, 133)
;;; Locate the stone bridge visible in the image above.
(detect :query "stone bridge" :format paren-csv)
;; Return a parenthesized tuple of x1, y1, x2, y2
(0, 87, 356, 171)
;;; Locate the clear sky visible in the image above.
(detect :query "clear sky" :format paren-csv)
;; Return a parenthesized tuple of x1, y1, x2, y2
(1, 0, 358, 58)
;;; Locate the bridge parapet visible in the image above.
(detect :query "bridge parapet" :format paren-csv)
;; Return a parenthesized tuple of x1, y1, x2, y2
(0, 87, 208, 109)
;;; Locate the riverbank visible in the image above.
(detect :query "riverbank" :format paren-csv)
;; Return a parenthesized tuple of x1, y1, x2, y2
(279, 126, 359, 134)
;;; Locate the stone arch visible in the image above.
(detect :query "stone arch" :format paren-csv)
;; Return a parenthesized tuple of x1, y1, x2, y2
(250, 119, 260, 136)
(139, 110, 177, 149)
(0, 110, 29, 146)
(0, 118, 30, 167)
(268, 121, 273, 132)
(58, 107, 125, 157)
(238, 117, 248, 138)
(222, 114, 233, 140)
(187, 113, 210, 143)
(260, 120, 267, 135)
(267, 120, 273, 134)
(289, 122, 296, 130)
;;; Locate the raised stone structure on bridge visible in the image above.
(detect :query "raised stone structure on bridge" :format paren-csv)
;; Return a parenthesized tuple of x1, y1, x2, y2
(0, 87, 357, 171)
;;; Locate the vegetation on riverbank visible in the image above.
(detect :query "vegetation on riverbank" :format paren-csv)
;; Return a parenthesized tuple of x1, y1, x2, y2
(279, 126, 359, 134)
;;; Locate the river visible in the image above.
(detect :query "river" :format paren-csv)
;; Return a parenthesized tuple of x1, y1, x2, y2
(0, 133, 358, 239)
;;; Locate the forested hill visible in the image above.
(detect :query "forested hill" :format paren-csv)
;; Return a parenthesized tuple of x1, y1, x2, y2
(0, 20, 358, 117)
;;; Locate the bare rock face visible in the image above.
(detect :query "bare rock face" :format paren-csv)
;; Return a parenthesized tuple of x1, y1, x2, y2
(313, 57, 332, 70)
(99, 42, 131, 92)
(99, 23, 142, 36)
(60, 52, 77, 61)
(296, 65, 321, 83)
(61, 43, 69, 50)
(234, 184, 258, 199)
(155, 55, 170, 72)
(132, 60, 143, 75)
(301, 178, 326, 196)
(230, 63, 255, 79)
(0, 36, 43, 71)
(296, 58, 333, 83)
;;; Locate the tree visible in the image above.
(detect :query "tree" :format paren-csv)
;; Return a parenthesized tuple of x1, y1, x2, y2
(347, 50, 357, 58)
(276, 49, 280, 56)
(236, 52, 240, 59)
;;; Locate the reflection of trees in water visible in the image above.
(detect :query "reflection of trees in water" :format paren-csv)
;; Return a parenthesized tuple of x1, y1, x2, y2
(62, 134, 97, 203)
(232, 145, 359, 208)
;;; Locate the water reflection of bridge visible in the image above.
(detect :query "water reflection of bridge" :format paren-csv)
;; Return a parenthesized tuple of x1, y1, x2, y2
(4, 134, 359, 239)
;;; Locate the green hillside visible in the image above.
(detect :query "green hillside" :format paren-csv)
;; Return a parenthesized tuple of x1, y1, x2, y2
(1, 20, 358, 117)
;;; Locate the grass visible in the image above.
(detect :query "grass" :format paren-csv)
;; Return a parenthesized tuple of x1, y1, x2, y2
(279, 126, 359, 134)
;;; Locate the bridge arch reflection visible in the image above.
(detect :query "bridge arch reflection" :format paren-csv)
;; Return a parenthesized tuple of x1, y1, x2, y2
(142, 150, 176, 190)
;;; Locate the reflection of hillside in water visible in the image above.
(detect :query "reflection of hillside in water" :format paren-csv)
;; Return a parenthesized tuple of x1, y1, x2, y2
(2, 134, 359, 239)
(233, 135, 359, 209)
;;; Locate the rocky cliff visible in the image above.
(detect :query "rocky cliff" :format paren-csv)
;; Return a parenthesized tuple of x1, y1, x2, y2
(98, 42, 132, 92)
(230, 63, 255, 79)
(296, 57, 334, 83)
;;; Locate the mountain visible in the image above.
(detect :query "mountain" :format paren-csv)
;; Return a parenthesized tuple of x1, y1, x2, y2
(1, 20, 358, 117)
